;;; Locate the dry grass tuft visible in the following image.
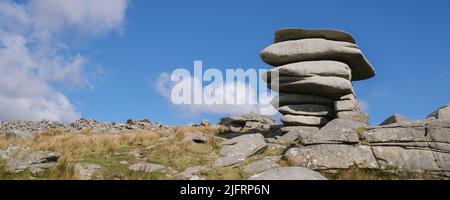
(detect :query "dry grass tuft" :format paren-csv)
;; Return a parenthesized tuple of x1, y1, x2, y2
(0, 129, 161, 162)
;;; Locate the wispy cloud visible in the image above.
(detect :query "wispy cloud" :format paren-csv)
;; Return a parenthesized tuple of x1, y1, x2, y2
(0, 0, 128, 122)
(358, 99, 369, 112)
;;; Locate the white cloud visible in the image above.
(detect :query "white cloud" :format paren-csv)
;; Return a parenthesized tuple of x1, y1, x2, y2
(0, 0, 128, 122)
(358, 99, 369, 112)
(155, 72, 277, 118)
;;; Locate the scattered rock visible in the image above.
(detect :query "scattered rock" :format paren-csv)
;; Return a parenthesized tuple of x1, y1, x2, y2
(0, 145, 61, 173)
(219, 113, 277, 132)
(128, 163, 164, 173)
(183, 132, 209, 144)
(73, 163, 102, 180)
(249, 167, 327, 180)
(179, 166, 208, 180)
(0, 118, 168, 136)
(5, 130, 35, 140)
(212, 134, 267, 167)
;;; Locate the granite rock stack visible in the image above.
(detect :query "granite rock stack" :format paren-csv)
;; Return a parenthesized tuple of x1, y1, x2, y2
(261, 28, 376, 128)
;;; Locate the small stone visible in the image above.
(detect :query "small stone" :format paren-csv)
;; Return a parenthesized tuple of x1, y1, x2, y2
(73, 163, 102, 180)
(249, 167, 327, 180)
(129, 163, 164, 173)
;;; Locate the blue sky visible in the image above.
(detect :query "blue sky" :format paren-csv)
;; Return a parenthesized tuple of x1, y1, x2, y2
(1, 0, 450, 125)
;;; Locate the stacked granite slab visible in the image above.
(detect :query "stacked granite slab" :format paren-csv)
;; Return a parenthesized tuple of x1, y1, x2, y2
(261, 28, 376, 128)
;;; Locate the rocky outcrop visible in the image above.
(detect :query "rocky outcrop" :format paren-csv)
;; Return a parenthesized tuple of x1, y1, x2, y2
(0, 118, 169, 138)
(427, 104, 450, 120)
(261, 28, 375, 129)
(219, 113, 277, 132)
(0, 144, 60, 175)
(279, 104, 450, 177)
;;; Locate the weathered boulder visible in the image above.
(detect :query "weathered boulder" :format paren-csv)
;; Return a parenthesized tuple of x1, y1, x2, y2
(280, 126, 319, 134)
(278, 104, 333, 116)
(379, 114, 409, 126)
(281, 115, 329, 126)
(263, 60, 352, 81)
(244, 158, 280, 174)
(427, 104, 450, 120)
(277, 127, 319, 144)
(219, 113, 277, 132)
(1, 144, 61, 173)
(284, 145, 379, 170)
(371, 147, 441, 171)
(267, 76, 353, 99)
(336, 111, 369, 125)
(260, 38, 375, 81)
(275, 28, 356, 44)
(335, 99, 360, 112)
(272, 93, 334, 108)
(249, 167, 327, 180)
(183, 132, 209, 144)
(212, 134, 267, 167)
(295, 119, 367, 146)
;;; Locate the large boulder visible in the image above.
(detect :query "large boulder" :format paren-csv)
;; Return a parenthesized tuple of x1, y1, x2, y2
(262, 60, 352, 81)
(267, 76, 353, 99)
(335, 99, 360, 112)
(1, 144, 61, 173)
(272, 93, 334, 108)
(281, 115, 329, 126)
(212, 134, 267, 167)
(372, 147, 441, 171)
(427, 104, 450, 120)
(274, 28, 356, 44)
(278, 104, 333, 117)
(336, 111, 369, 125)
(248, 167, 327, 180)
(219, 113, 277, 132)
(260, 38, 375, 81)
(284, 145, 379, 170)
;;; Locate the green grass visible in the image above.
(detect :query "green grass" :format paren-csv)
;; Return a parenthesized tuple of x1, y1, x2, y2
(322, 168, 444, 180)
(146, 140, 219, 171)
(197, 166, 251, 180)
